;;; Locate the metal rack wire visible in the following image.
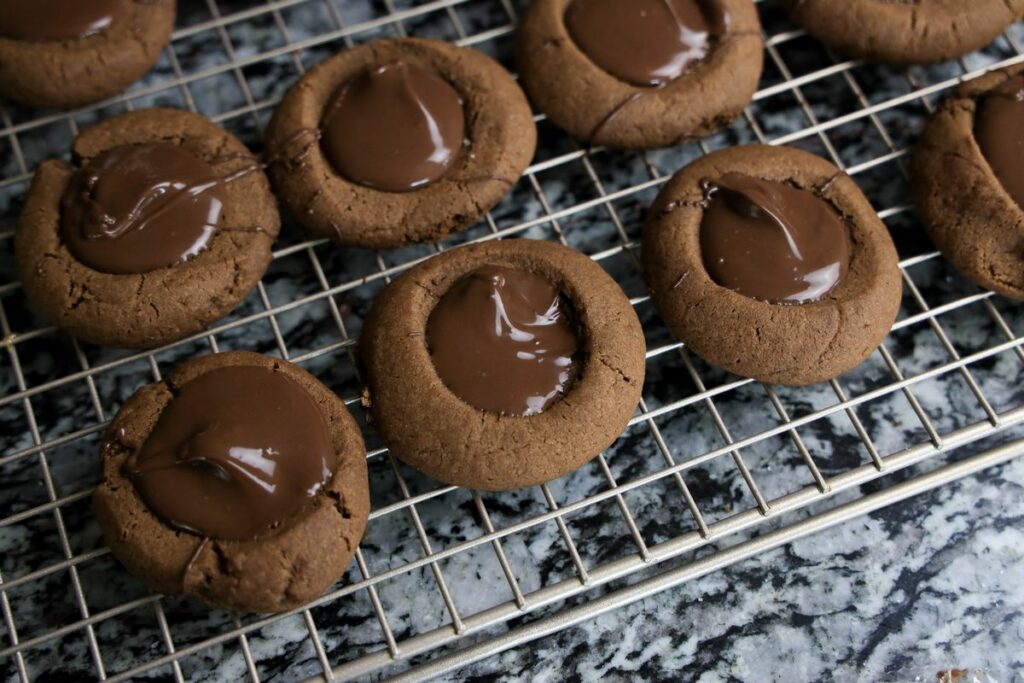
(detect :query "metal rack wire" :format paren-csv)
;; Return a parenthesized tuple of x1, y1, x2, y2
(1, 1, 1024, 680)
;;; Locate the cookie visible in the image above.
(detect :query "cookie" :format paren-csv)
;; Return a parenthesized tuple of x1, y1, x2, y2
(360, 239, 645, 491)
(93, 351, 371, 614)
(265, 37, 536, 248)
(15, 107, 280, 348)
(914, 63, 1024, 299)
(0, 0, 175, 109)
(643, 145, 901, 386)
(782, 0, 1023, 65)
(516, 0, 763, 149)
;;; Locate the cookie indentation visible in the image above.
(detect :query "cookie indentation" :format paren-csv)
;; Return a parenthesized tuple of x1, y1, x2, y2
(974, 73, 1024, 211)
(564, 0, 725, 87)
(426, 265, 579, 416)
(60, 143, 226, 275)
(126, 365, 338, 542)
(700, 173, 851, 304)
(321, 62, 466, 193)
(0, 0, 125, 41)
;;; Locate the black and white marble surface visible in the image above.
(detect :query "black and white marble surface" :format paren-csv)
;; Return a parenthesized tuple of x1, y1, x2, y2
(439, 447, 1024, 682)
(1, 1, 1023, 681)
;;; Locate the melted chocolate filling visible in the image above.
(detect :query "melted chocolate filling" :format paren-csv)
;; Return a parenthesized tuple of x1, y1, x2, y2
(426, 265, 579, 416)
(320, 61, 466, 193)
(125, 365, 337, 542)
(700, 173, 852, 304)
(565, 0, 726, 87)
(0, 0, 125, 42)
(60, 143, 229, 275)
(975, 73, 1024, 210)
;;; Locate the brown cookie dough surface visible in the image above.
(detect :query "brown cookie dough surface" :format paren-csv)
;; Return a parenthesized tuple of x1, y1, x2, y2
(93, 351, 370, 614)
(361, 239, 646, 491)
(15, 108, 280, 349)
(643, 145, 902, 386)
(782, 0, 1023, 65)
(265, 38, 536, 248)
(516, 0, 763, 149)
(913, 63, 1024, 299)
(0, 0, 175, 108)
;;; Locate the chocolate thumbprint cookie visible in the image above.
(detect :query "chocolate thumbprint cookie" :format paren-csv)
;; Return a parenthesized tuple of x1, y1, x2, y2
(93, 351, 370, 613)
(361, 239, 646, 490)
(517, 0, 763, 149)
(265, 38, 536, 248)
(16, 108, 280, 348)
(644, 145, 902, 385)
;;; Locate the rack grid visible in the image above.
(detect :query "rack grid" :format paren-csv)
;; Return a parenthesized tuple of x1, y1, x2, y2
(2, 1, 1024, 680)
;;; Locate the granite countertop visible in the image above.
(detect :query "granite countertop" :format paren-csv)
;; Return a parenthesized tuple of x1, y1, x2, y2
(1, 1, 1023, 682)
(442, 450, 1024, 682)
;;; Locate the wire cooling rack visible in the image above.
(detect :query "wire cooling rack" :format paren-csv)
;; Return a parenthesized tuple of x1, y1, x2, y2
(2, 0, 1024, 680)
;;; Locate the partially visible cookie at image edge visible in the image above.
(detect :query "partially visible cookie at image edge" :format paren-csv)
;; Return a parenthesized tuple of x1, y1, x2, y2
(0, 0, 176, 108)
(914, 62, 1024, 299)
(782, 0, 1024, 65)
(517, 0, 763, 149)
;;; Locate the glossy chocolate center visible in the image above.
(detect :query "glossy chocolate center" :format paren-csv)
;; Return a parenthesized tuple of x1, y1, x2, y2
(426, 265, 579, 417)
(700, 173, 852, 304)
(125, 365, 338, 542)
(975, 74, 1024, 210)
(565, 0, 725, 87)
(321, 61, 465, 193)
(0, 0, 125, 42)
(60, 143, 226, 275)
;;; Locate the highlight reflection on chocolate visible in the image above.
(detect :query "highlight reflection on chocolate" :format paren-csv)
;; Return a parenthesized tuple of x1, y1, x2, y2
(565, 0, 725, 87)
(60, 143, 227, 275)
(125, 366, 337, 542)
(426, 265, 579, 416)
(700, 173, 851, 304)
(0, 0, 125, 42)
(975, 73, 1024, 210)
(320, 61, 466, 193)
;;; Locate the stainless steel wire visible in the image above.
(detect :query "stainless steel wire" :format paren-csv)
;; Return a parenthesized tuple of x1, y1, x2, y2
(1, 1, 1023, 681)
